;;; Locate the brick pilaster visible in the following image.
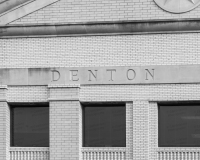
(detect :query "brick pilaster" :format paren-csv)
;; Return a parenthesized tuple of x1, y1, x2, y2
(0, 85, 9, 160)
(149, 102, 158, 160)
(132, 101, 149, 160)
(48, 84, 80, 160)
(126, 102, 133, 160)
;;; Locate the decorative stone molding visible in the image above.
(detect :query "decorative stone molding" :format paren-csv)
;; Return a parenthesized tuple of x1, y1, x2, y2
(154, 0, 200, 13)
(0, 0, 34, 15)
(81, 147, 126, 160)
(1, 19, 200, 38)
(10, 147, 49, 160)
(157, 148, 200, 160)
(0, 85, 7, 102)
(0, 85, 7, 89)
(0, 0, 60, 25)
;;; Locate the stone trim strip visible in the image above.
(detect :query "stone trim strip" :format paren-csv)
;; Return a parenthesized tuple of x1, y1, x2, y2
(0, 85, 7, 89)
(0, 86, 7, 102)
(10, 147, 49, 151)
(48, 84, 80, 88)
(0, 99, 7, 102)
(1, 19, 200, 38)
(81, 147, 126, 152)
(0, 0, 60, 25)
(157, 148, 200, 151)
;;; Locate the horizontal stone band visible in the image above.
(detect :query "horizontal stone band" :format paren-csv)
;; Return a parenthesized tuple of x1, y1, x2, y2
(1, 19, 200, 38)
(0, 65, 200, 85)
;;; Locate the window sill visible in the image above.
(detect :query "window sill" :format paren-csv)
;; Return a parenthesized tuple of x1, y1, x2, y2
(10, 147, 49, 151)
(81, 147, 126, 153)
(157, 147, 200, 152)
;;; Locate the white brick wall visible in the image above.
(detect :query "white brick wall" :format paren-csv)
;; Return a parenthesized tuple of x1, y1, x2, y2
(1, 33, 200, 68)
(50, 101, 80, 160)
(49, 88, 79, 100)
(80, 84, 200, 101)
(132, 101, 149, 160)
(7, 86, 48, 102)
(49, 86, 80, 160)
(126, 102, 133, 160)
(9, 0, 200, 24)
(0, 87, 9, 160)
(4, 83, 200, 160)
(6, 102, 10, 160)
(1, 0, 200, 158)
(149, 102, 158, 160)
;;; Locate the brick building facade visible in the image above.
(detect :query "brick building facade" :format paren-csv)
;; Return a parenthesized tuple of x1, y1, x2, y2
(0, 0, 200, 160)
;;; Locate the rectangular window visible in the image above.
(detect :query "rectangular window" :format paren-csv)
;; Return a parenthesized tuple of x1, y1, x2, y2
(10, 103, 49, 147)
(83, 103, 126, 147)
(159, 104, 200, 147)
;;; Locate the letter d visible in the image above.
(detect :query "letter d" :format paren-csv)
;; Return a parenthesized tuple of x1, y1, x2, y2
(51, 70, 60, 81)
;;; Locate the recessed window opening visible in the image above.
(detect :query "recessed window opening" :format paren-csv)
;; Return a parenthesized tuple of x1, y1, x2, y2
(82, 103, 126, 147)
(10, 103, 49, 147)
(159, 103, 200, 147)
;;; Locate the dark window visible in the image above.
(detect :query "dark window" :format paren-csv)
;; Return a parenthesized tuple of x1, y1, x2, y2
(159, 104, 200, 147)
(83, 103, 126, 147)
(10, 103, 49, 147)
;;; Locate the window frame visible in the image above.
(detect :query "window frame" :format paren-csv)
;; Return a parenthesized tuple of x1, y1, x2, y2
(82, 102, 126, 147)
(10, 103, 49, 147)
(158, 102, 200, 147)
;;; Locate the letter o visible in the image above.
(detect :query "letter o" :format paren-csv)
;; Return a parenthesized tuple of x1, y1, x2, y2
(127, 69, 136, 80)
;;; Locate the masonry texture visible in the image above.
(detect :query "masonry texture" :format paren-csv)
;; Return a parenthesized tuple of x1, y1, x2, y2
(0, 87, 9, 160)
(9, 0, 200, 24)
(1, 0, 200, 160)
(7, 86, 48, 102)
(50, 101, 80, 160)
(49, 86, 80, 160)
(1, 34, 200, 68)
(126, 102, 133, 160)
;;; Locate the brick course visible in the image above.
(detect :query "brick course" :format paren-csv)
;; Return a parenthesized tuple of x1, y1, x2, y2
(1, 33, 200, 68)
(80, 84, 200, 101)
(7, 86, 48, 102)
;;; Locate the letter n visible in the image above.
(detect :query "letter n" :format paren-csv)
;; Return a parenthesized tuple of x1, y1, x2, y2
(145, 69, 155, 80)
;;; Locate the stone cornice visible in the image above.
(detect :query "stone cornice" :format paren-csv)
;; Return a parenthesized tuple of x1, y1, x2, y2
(0, 0, 60, 25)
(1, 19, 200, 38)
